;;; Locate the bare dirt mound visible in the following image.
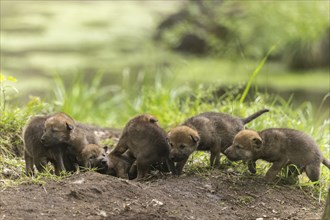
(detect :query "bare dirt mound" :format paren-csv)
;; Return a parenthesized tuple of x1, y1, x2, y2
(0, 171, 324, 220)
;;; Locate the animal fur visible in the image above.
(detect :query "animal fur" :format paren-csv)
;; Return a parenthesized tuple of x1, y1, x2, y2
(224, 128, 330, 182)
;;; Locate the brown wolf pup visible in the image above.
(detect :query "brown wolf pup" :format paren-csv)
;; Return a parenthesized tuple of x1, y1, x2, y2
(23, 113, 71, 175)
(224, 128, 330, 182)
(78, 144, 110, 174)
(107, 150, 136, 179)
(110, 114, 175, 180)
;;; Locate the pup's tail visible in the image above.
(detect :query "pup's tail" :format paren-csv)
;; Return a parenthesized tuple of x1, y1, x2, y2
(322, 157, 330, 169)
(241, 109, 270, 124)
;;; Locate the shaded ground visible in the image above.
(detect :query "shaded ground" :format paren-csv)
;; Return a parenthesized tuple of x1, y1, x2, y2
(0, 170, 324, 220)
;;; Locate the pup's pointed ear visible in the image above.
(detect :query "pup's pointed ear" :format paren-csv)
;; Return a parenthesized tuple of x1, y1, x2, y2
(66, 122, 74, 131)
(252, 138, 262, 150)
(190, 134, 200, 144)
(149, 117, 158, 123)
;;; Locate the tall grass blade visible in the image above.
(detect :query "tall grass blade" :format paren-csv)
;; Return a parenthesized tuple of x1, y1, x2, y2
(240, 45, 277, 103)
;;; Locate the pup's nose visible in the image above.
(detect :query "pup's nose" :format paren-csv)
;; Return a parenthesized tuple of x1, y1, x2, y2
(101, 159, 108, 165)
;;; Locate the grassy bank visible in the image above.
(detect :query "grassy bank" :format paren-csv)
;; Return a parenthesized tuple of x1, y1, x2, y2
(1, 73, 329, 200)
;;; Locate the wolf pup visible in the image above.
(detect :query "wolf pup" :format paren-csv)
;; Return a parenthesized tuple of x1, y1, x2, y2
(107, 150, 136, 179)
(110, 114, 175, 180)
(167, 109, 269, 175)
(224, 128, 330, 182)
(23, 113, 72, 175)
(78, 144, 110, 174)
(23, 112, 100, 175)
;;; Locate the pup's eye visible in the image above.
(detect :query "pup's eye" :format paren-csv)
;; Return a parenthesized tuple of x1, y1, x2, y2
(90, 155, 96, 159)
(179, 144, 185, 149)
(169, 143, 174, 147)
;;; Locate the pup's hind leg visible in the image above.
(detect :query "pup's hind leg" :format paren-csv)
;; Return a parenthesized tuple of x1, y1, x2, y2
(305, 163, 320, 182)
(111, 139, 129, 156)
(34, 157, 47, 173)
(128, 161, 137, 180)
(136, 160, 150, 180)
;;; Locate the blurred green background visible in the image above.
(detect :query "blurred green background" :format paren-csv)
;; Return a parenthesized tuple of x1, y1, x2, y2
(1, 0, 329, 112)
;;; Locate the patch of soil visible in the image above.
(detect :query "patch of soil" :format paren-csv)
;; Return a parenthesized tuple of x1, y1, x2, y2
(0, 171, 324, 220)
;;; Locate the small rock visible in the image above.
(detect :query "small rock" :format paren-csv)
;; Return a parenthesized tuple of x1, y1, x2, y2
(2, 168, 11, 176)
(71, 179, 85, 184)
(123, 203, 131, 211)
(151, 199, 164, 206)
(0, 199, 7, 206)
(227, 168, 235, 173)
(98, 210, 107, 217)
